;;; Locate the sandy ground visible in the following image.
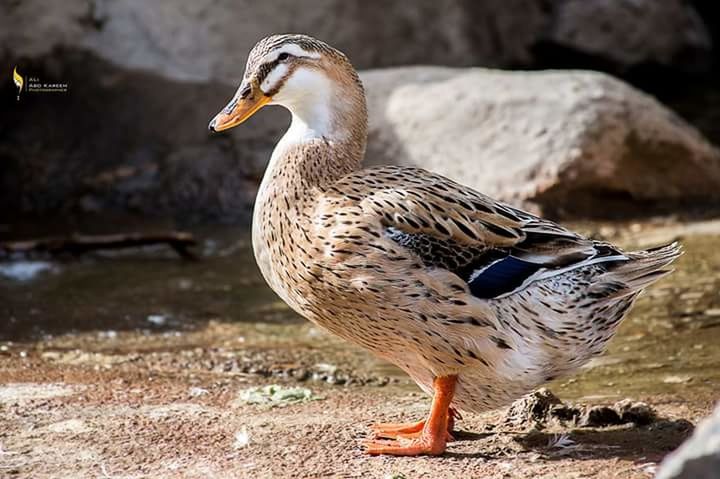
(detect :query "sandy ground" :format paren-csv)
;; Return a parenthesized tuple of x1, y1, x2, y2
(0, 348, 711, 479)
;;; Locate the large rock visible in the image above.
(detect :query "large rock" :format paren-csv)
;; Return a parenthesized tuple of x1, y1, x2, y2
(655, 402, 720, 479)
(0, 0, 543, 82)
(0, 0, 711, 82)
(362, 66, 720, 217)
(543, 0, 711, 73)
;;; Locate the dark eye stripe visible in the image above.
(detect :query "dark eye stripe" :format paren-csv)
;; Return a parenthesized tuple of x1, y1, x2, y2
(256, 61, 278, 86)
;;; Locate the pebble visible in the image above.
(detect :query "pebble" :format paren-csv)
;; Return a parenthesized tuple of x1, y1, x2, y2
(614, 399, 656, 425)
(234, 427, 250, 449)
(663, 375, 694, 384)
(188, 387, 209, 397)
(579, 406, 622, 427)
(0, 261, 54, 281)
(680, 292, 703, 300)
(146, 314, 168, 326)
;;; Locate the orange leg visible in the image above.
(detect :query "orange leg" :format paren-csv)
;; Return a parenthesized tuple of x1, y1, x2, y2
(363, 375, 457, 456)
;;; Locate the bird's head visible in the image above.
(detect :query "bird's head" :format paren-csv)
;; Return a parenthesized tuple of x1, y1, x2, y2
(209, 34, 365, 138)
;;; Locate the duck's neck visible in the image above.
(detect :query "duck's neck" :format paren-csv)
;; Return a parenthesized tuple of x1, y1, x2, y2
(252, 76, 367, 302)
(261, 71, 367, 195)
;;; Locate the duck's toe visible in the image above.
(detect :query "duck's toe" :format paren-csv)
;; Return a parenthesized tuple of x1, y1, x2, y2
(371, 419, 424, 438)
(371, 420, 454, 441)
(362, 435, 447, 456)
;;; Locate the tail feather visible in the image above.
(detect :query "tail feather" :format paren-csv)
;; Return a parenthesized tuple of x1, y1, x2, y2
(617, 268, 674, 293)
(618, 241, 682, 276)
(590, 241, 682, 301)
(632, 241, 683, 260)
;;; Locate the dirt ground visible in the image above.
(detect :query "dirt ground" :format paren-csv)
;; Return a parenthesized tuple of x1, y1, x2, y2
(0, 328, 713, 479)
(2, 220, 720, 478)
(0, 316, 713, 479)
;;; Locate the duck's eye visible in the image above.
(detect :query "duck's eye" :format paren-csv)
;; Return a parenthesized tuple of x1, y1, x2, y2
(277, 52, 290, 62)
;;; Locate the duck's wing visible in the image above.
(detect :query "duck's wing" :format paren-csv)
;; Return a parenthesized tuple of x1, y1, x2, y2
(346, 167, 626, 299)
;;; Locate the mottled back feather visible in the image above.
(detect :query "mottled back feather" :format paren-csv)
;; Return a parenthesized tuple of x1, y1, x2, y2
(332, 165, 625, 299)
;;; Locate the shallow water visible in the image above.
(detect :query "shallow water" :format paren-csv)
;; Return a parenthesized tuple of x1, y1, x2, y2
(1, 221, 719, 402)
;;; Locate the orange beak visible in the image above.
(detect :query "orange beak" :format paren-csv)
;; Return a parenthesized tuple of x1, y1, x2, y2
(208, 85, 271, 132)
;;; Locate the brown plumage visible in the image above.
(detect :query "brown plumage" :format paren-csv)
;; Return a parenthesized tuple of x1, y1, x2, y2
(209, 34, 681, 456)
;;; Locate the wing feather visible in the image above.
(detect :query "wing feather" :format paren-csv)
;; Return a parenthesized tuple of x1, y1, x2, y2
(331, 166, 625, 298)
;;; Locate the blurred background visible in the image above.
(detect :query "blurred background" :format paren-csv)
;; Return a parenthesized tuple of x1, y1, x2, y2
(2, 0, 720, 224)
(2, 2, 720, 477)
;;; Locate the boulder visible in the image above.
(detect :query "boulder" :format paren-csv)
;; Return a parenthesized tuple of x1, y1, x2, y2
(0, 0, 544, 82)
(0, 0, 710, 82)
(656, 402, 720, 479)
(542, 0, 711, 73)
(362, 66, 720, 218)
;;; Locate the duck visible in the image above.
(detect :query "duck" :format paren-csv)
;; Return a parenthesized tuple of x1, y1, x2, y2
(208, 34, 681, 456)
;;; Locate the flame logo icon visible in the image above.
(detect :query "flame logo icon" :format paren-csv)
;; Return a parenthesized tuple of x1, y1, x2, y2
(13, 66, 24, 101)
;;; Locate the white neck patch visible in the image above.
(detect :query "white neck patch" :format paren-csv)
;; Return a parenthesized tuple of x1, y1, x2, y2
(271, 67, 335, 137)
